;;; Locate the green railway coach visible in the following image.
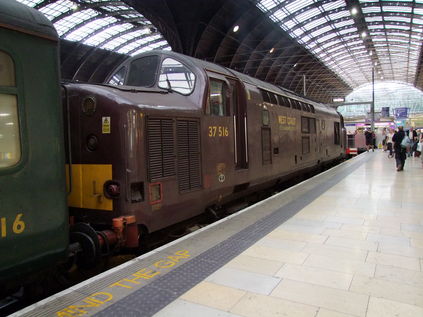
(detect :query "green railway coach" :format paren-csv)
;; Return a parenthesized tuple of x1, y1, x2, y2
(0, 0, 68, 291)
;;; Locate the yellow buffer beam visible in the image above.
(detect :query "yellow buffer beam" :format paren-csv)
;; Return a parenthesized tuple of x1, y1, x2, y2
(66, 164, 113, 211)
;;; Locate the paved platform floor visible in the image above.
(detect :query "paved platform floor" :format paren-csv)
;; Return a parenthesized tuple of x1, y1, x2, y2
(155, 152, 423, 317)
(12, 151, 423, 317)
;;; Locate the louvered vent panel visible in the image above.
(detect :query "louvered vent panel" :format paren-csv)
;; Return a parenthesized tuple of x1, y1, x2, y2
(177, 120, 202, 191)
(147, 118, 175, 180)
(262, 127, 272, 165)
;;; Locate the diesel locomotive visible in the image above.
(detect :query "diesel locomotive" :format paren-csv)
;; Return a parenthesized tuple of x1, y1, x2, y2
(1, 0, 346, 294)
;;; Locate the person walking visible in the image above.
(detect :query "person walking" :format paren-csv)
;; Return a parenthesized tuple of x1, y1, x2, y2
(392, 126, 406, 171)
(386, 128, 394, 157)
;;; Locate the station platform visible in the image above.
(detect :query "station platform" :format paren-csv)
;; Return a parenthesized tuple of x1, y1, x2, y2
(11, 151, 423, 317)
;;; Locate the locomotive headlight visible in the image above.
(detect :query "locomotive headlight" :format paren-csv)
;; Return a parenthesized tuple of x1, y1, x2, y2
(104, 180, 120, 199)
(82, 96, 96, 116)
(86, 134, 99, 151)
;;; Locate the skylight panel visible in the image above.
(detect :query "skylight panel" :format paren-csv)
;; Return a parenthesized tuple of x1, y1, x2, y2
(316, 32, 337, 43)
(84, 23, 133, 46)
(321, 39, 341, 49)
(284, 20, 296, 29)
(118, 35, 161, 54)
(362, 6, 381, 14)
(303, 17, 327, 31)
(365, 16, 383, 23)
(257, 0, 279, 11)
(292, 28, 305, 37)
(296, 8, 321, 22)
(339, 27, 357, 35)
(310, 25, 332, 38)
(329, 10, 350, 20)
(334, 19, 354, 28)
(322, 0, 345, 11)
(385, 16, 411, 23)
(65, 17, 117, 41)
(271, 9, 288, 21)
(38, 0, 74, 20)
(54, 9, 98, 36)
(383, 6, 412, 13)
(102, 5, 129, 12)
(17, 0, 44, 6)
(286, 0, 313, 13)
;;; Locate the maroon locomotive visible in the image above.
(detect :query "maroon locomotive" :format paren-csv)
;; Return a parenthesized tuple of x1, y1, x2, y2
(64, 51, 345, 263)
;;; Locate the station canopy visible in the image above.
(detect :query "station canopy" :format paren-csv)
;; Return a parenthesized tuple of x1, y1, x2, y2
(17, 0, 171, 56)
(15, 0, 423, 103)
(256, 0, 423, 89)
(338, 81, 423, 118)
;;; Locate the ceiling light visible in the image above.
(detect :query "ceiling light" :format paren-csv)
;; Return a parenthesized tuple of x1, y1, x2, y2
(369, 51, 373, 56)
(361, 31, 367, 38)
(71, 4, 79, 11)
(374, 62, 378, 66)
(381, 76, 384, 79)
(333, 98, 345, 102)
(269, 47, 275, 53)
(233, 25, 239, 33)
(351, 7, 358, 16)
(0, 113, 10, 117)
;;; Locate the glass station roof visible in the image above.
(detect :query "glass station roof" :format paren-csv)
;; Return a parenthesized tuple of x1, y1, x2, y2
(337, 81, 423, 118)
(256, 0, 423, 89)
(17, 0, 171, 56)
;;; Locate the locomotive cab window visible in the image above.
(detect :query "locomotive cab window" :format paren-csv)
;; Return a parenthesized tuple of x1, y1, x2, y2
(107, 66, 126, 86)
(334, 122, 341, 145)
(260, 89, 271, 103)
(126, 55, 159, 87)
(0, 51, 20, 168)
(158, 58, 196, 95)
(207, 79, 229, 116)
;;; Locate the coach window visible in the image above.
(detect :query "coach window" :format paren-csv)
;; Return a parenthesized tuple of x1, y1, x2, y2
(158, 58, 196, 95)
(0, 51, 20, 168)
(107, 67, 126, 86)
(126, 55, 159, 87)
(207, 79, 229, 116)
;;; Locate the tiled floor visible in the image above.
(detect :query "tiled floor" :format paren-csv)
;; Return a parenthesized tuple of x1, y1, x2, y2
(154, 152, 423, 317)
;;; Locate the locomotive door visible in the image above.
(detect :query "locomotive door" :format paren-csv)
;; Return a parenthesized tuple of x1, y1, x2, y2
(228, 78, 248, 169)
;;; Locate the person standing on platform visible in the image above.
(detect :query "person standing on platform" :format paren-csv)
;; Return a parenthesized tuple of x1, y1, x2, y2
(393, 126, 406, 171)
(386, 128, 394, 157)
(407, 127, 418, 157)
(365, 128, 374, 152)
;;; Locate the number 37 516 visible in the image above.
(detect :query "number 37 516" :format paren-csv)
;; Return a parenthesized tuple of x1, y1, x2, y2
(208, 126, 229, 137)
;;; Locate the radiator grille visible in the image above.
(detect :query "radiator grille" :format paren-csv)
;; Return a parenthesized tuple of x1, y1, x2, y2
(147, 118, 175, 180)
(177, 120, 202, 191)
(262, 127, 272, 165)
